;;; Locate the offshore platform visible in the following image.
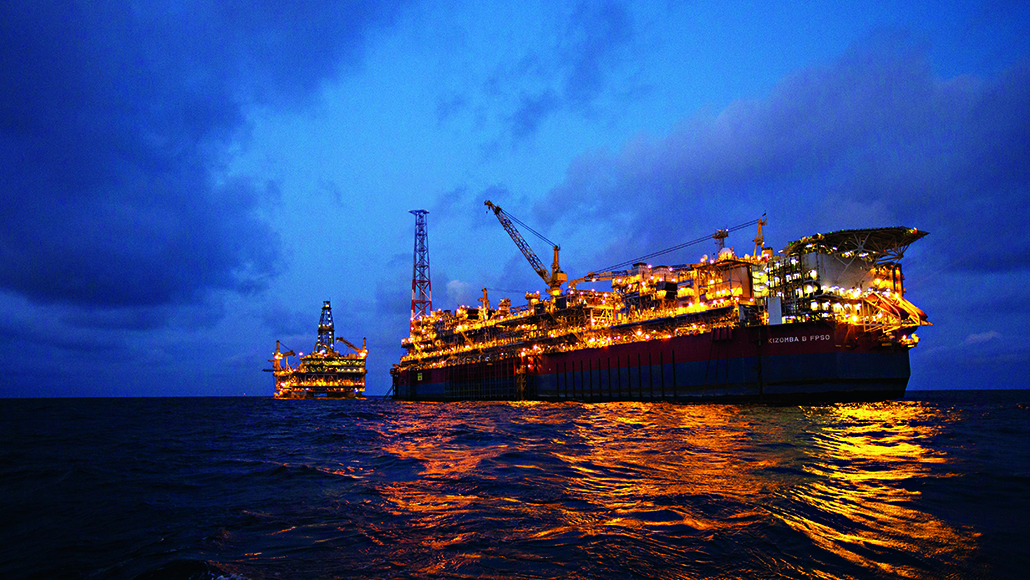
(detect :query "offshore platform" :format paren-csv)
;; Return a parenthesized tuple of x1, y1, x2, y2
(391, 202, 929, 402)
(266, 301, 367, 399)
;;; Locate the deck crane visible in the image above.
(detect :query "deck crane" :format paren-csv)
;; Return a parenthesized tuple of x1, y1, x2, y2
(485, 200, 567, 296)
(266, 341, 296, 372)
(753, 213, 768, 257)
(335, 336, 368, 356)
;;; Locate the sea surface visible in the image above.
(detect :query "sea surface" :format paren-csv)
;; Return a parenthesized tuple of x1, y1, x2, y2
(2, 391, 1028, 580)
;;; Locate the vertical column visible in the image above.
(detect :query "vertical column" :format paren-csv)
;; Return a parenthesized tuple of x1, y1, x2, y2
(317, 300, 335, 352)
(410, 210, 432, 324)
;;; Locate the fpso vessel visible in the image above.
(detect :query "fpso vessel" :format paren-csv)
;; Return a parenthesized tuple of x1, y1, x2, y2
(392, 217, 929, 403)
(266, 301, 367, 399)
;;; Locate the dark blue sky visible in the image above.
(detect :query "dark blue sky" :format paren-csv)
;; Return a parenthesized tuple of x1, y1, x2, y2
(2, 1, 1029, 397)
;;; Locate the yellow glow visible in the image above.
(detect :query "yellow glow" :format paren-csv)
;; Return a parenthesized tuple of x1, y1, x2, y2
(770, 403, 974, 577)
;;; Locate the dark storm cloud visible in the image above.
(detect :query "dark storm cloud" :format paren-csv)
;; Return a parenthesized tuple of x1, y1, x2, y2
(427, 183, 533, 235)
(427, 185, 474, 225)
(509, 90, 563, 140)
(435, 94, 468, 124)
(0, 1, 407, 319)
(561, 0, 633, 105)
(498, 0, 635, 141)
(260, 301, 317, 340)
(541, 38, 1030, 275)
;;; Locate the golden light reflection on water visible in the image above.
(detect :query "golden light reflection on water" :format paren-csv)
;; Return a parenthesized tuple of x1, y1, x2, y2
(372, 400, 979, 578)
(774, 401, 978, 578)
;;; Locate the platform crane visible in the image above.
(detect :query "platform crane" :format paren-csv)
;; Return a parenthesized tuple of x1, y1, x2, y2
(267, 340, 296, 372)
(335, 336, 368, 356)
(485, 200, 567, 296)
(753, 213, 768, 257)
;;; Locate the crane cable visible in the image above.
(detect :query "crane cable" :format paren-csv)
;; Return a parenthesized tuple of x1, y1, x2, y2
(484, 287, 529, 294)
(598, 218, 762, 272)
(500, 207, 558, 248)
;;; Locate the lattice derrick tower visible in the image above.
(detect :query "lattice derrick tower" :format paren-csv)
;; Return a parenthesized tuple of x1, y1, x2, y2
(410, 210, 433, 323)
(317, 300, 335, 353)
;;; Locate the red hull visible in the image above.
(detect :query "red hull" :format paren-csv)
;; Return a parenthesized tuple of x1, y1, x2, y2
(392, 320, 910, 403)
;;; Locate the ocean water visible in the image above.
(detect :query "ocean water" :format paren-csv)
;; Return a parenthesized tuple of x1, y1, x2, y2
(1, 392, 1028, 580)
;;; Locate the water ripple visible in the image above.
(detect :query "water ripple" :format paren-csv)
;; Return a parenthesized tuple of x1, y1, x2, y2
(1, 393, 1028, 579)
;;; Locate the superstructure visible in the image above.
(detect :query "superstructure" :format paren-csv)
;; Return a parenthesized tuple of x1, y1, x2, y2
(266, 301, 367, 399)
(391, 203, 929, 402)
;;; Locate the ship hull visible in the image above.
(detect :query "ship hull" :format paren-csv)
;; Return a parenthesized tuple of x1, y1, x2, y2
(391, 321, 910, 403)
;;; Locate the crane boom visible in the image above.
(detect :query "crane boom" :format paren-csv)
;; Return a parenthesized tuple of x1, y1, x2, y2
(568, 270, 631, 289)
(335, 336, 367, 355)
(485, 201, 547, 279)
(485, 200, 566, 295)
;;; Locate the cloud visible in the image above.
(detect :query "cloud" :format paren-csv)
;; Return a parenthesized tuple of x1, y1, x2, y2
(0, 291, 125, 354)
(435, 94, 468, 124)
(0, 1, 409, 322)
(539, 36, 1030, 275)
(561, 0, 633, 105)
(509, 90, 563, 141)
(964, 331, 1002, 345)
(487, 0, 636, 142)
(446, 279, 475, 307)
